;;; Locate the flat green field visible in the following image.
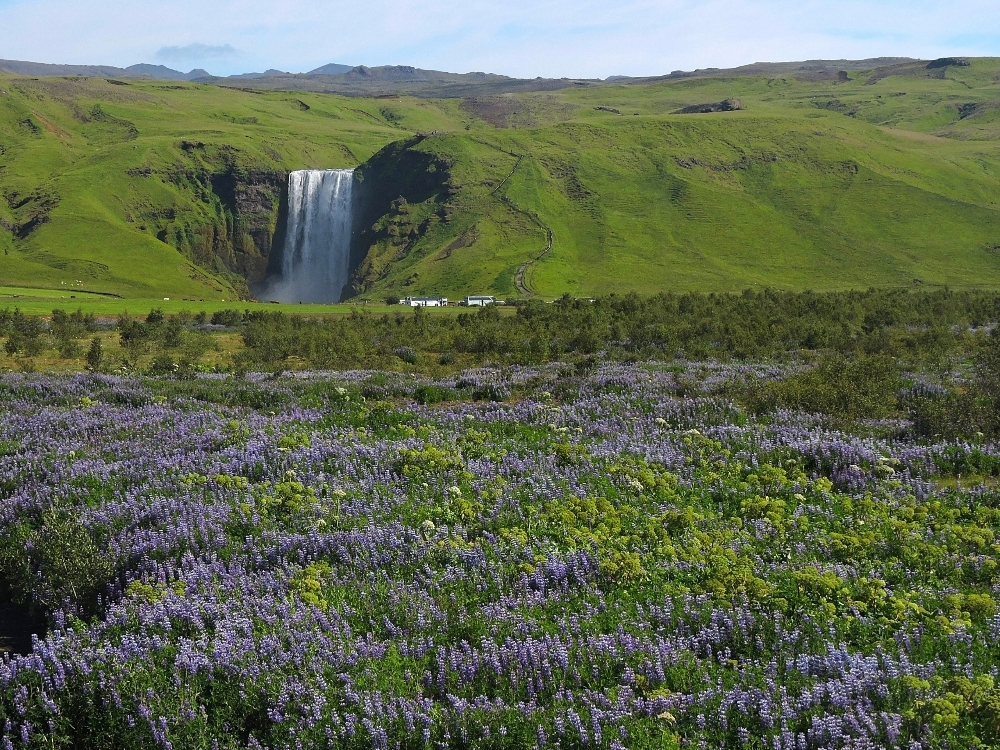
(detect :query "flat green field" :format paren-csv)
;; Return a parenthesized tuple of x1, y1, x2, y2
(0, 289, 471, 318)
(5, 58, 1000, 300)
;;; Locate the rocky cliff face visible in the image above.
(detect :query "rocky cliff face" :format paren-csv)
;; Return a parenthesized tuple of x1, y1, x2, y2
(148, 147, 287, 298)
(674, 98, 744, 114)
(209, 168, 288, 285)
(349, 137, 453, 297)
(0, 187, 60, 239)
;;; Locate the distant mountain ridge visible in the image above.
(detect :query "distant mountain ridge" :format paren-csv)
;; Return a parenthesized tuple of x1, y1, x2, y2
(123, 64, 210, 81)
(0, 59, 212, 80)
(0, 56, 960, 99)
(202, 64, 595, 97)
(308, 63, 354, 76)
(0, 55, 929, 85)
(0, 58, 587, 97)
(0, 59, 126, 77)
(0, 59, 358, 82)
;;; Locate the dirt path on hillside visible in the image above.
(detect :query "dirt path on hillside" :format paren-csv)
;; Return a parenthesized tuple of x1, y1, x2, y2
(485, 151, 554, 297)
(514, 221, 553, 297)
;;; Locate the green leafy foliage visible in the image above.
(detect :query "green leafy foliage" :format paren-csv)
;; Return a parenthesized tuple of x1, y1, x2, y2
(237, 288, 1000, 373)
(0, 510, 114, 617)
(743, 354, 902, 421)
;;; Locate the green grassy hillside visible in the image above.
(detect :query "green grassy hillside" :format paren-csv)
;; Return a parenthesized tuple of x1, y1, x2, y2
(5, 58, 1000, 302)
(0, 77, 457, 299)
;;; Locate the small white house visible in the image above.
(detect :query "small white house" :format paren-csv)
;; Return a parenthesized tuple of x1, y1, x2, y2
(465, 295, 496, 307)
(401, 296, 447, 307)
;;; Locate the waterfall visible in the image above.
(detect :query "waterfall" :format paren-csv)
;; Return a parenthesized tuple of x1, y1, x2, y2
(262, 169, 355, 303)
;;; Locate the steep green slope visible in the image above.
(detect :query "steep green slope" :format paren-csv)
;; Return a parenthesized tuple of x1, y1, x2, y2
(0, 77, 458, 298)
(5, 58, 1000, 301)
(369, 58, 1000, 297)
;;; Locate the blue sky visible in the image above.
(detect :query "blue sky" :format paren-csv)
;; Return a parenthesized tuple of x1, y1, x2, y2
(0, 0, 998, 78)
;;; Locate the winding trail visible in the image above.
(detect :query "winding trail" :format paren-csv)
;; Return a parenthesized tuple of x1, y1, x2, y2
(513, 217, 553, 297)
(491, 154, 523, 196)
(485, 151, 554, 297)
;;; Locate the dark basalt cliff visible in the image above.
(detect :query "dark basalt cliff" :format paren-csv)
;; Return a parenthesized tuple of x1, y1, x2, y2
(349, 137, 454, 297)
(1, 187, 60, 239)
(674, 98, 744, 114)
(208, 169, 288, 285)
(142, 144, 289, 298)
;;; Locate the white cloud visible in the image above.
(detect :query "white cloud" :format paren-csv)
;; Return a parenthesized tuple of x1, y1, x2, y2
(156, 43, 242, 63)
(0, 0, 997, 78)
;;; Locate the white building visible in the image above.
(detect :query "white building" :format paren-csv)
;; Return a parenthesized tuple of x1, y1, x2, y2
(401, 296, 447, 307)
(465, 295, 496, 307)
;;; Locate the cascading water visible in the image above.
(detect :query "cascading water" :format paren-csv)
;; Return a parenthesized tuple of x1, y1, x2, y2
(261, 169, 355, 303)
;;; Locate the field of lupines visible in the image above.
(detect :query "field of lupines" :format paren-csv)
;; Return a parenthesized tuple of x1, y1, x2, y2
(1, 361, 1000, 749)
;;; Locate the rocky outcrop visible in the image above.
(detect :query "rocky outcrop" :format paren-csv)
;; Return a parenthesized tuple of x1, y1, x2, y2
(348, 137, 453, 296)
(926, 58, 970, 70)
(1, 188, 59, 239)
(146, 152, 287, 297)
(958, 102, 980, 120)
(675, 98, 744, 114)
(209, 169, 288, 284)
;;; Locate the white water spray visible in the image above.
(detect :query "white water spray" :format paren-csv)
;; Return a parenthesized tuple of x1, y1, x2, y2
(261, 169, 355, 303)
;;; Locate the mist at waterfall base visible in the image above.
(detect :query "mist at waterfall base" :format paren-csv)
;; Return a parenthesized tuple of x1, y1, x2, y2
(259, 169, 355, 304)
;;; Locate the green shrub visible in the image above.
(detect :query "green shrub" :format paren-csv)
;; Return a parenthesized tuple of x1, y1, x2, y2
(414, 384, 455, 404)
(211, 309, 244, 327)
(58, 338, 82, 359)
(905, 389, 991, 439)
(746, 354, 901, 421)
(85, 337, 103, 372)
(395, 346, 419, 364)
(162, 319, 184, 348)
(472, 383, 511, 402)
(147, 353, 177, 376)
(0, 511, 115, 618)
